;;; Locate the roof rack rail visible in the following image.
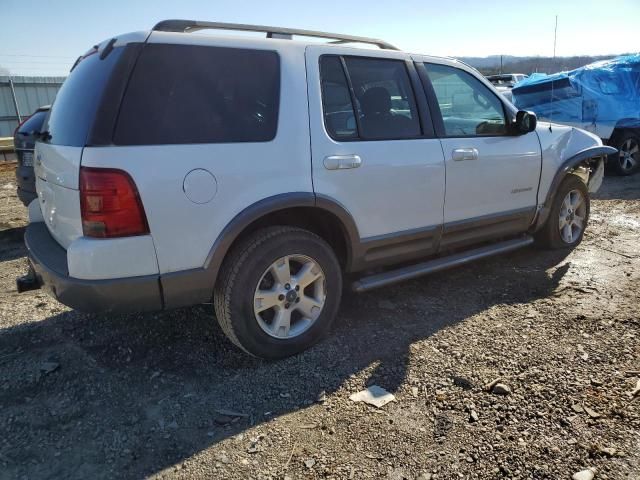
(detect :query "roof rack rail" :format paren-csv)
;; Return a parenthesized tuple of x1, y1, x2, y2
(152, 19, 399, 51)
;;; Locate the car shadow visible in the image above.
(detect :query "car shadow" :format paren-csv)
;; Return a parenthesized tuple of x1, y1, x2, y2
(0, 246, 571, 479)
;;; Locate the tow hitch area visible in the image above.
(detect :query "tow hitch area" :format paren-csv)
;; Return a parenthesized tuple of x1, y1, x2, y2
(16, 267, 41, 293)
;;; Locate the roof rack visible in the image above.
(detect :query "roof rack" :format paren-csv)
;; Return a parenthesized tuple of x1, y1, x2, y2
(152, 20, 399, 51)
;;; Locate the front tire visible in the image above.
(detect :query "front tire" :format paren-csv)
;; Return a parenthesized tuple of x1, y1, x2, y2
(214, 226, 342, 359)
(536, 175, 590, 249)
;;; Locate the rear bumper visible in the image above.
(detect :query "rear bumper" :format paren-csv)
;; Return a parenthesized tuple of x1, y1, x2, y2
(24, 222, 163, 313)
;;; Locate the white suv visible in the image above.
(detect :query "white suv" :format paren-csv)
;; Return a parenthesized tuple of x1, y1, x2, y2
(18, 20, 615, 358)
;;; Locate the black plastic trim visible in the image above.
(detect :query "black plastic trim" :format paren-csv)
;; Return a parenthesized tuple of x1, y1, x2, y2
(441, 207, 536, 250)
(353, 235, 534, 292)
(415, 62, 446, 137)
(161, 196, 444, 306)
(532, 146, 616, 231)
(161, 192, 361, 309)
(358, 224, 440, 267)
(24, 222, 163, 313)
(87, 43, 144, 146)
(161, 268, 213, 309)
(314, 194, 360, 269)
(406, 60, 435, 138)
(204, 193, 315, 268)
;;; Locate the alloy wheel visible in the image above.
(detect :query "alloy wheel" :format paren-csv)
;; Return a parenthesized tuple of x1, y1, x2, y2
(558, 189, 587, 244)
(253, 254, 326, 339)
(618, 138, 639, 173)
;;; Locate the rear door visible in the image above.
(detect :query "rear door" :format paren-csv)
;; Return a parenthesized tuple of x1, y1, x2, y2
(306, 46, 446, 266)
(416, 59, 541, 249)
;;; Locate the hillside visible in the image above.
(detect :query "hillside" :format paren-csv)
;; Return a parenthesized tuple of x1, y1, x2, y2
(460, 54, 628, 75)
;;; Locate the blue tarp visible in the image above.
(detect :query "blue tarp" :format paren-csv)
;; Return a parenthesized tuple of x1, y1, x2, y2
(511, 54, 640, 139)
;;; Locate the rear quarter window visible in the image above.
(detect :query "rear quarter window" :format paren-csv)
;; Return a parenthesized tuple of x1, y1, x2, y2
(45, 48, 124, 147)
(114, 44, 280, 145)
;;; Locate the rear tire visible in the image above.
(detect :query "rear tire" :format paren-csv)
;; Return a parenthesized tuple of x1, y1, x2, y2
(214, 226, 342, 359)
(610, 132, 640, 176)
(535, 175, 590, 249)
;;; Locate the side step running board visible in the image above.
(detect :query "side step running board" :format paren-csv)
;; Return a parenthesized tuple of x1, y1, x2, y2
(352, 236, 534, 292)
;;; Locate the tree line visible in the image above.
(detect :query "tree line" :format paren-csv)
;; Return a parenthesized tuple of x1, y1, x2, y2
(461, 54, 628, 76)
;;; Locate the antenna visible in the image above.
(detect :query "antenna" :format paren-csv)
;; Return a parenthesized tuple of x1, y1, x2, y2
(549, 14, 558, 132)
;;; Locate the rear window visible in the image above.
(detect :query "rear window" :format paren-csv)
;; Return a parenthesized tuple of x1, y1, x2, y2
(45, 48, 124, 147)
(17, 110, 48, 137)
(114, 44, 280, 145)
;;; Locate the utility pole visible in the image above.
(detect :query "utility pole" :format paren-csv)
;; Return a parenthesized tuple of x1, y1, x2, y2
(8, 76, 21, 124)
(549, 15, 558, 132)
(553, 15, 558, 71)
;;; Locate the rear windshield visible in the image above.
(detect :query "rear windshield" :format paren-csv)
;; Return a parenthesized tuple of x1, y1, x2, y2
(45, 48, 123, 147)
(114, 44, 280, 145)
(16, 110, 48, 136)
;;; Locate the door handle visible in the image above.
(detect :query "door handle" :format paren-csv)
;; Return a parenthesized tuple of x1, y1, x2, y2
(323, 154, 362, 170)
(452, 148, 479, 161)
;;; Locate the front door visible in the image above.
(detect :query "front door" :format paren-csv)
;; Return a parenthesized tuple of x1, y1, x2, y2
(417, 59, 542, 249)
(306, 46, 446, 267)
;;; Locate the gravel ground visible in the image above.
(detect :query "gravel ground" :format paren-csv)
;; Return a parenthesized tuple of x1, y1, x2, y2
(0, 167, 638, 480)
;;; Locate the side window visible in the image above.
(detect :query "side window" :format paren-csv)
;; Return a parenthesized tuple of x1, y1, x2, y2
(114, 44, 280, 145)
(319, 56, 358, 140)
(344, 57, 421, 140)
(319, 55, 422, 141)
(424, 63, 507, 137)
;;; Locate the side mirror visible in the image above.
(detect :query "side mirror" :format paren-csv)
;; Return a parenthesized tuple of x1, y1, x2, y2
(515, 110, 537, 134)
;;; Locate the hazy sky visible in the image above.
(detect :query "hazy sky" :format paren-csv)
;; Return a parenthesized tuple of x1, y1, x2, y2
(1, 0, 638, 76)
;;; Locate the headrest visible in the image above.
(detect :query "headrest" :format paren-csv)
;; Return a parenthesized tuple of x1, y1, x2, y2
(361, 87, 391, 116)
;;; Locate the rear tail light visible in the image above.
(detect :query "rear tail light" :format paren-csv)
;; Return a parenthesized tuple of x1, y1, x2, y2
(80, 167, 149, 238)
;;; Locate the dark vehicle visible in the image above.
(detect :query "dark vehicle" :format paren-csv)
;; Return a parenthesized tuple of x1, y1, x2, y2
(486, 73, 528, 87)
(486, 74, 528, 103)
(13, 106, 50, 206)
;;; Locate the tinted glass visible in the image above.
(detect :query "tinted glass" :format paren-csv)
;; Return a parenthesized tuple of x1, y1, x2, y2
(424, 63, 506, 137)
(343, 57, 421, 140)
(115, 44, 280, 145)
(45, 48, 123, 146)
(17, 110, 48, 136)
(320, 57, 357, 140)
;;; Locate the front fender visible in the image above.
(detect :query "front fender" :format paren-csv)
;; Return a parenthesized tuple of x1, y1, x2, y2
(547, 145, 617, 198)
(532, 144, 616, 231)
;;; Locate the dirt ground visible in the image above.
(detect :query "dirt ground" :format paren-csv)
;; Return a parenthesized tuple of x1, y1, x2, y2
(0, 166, 638, 480)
